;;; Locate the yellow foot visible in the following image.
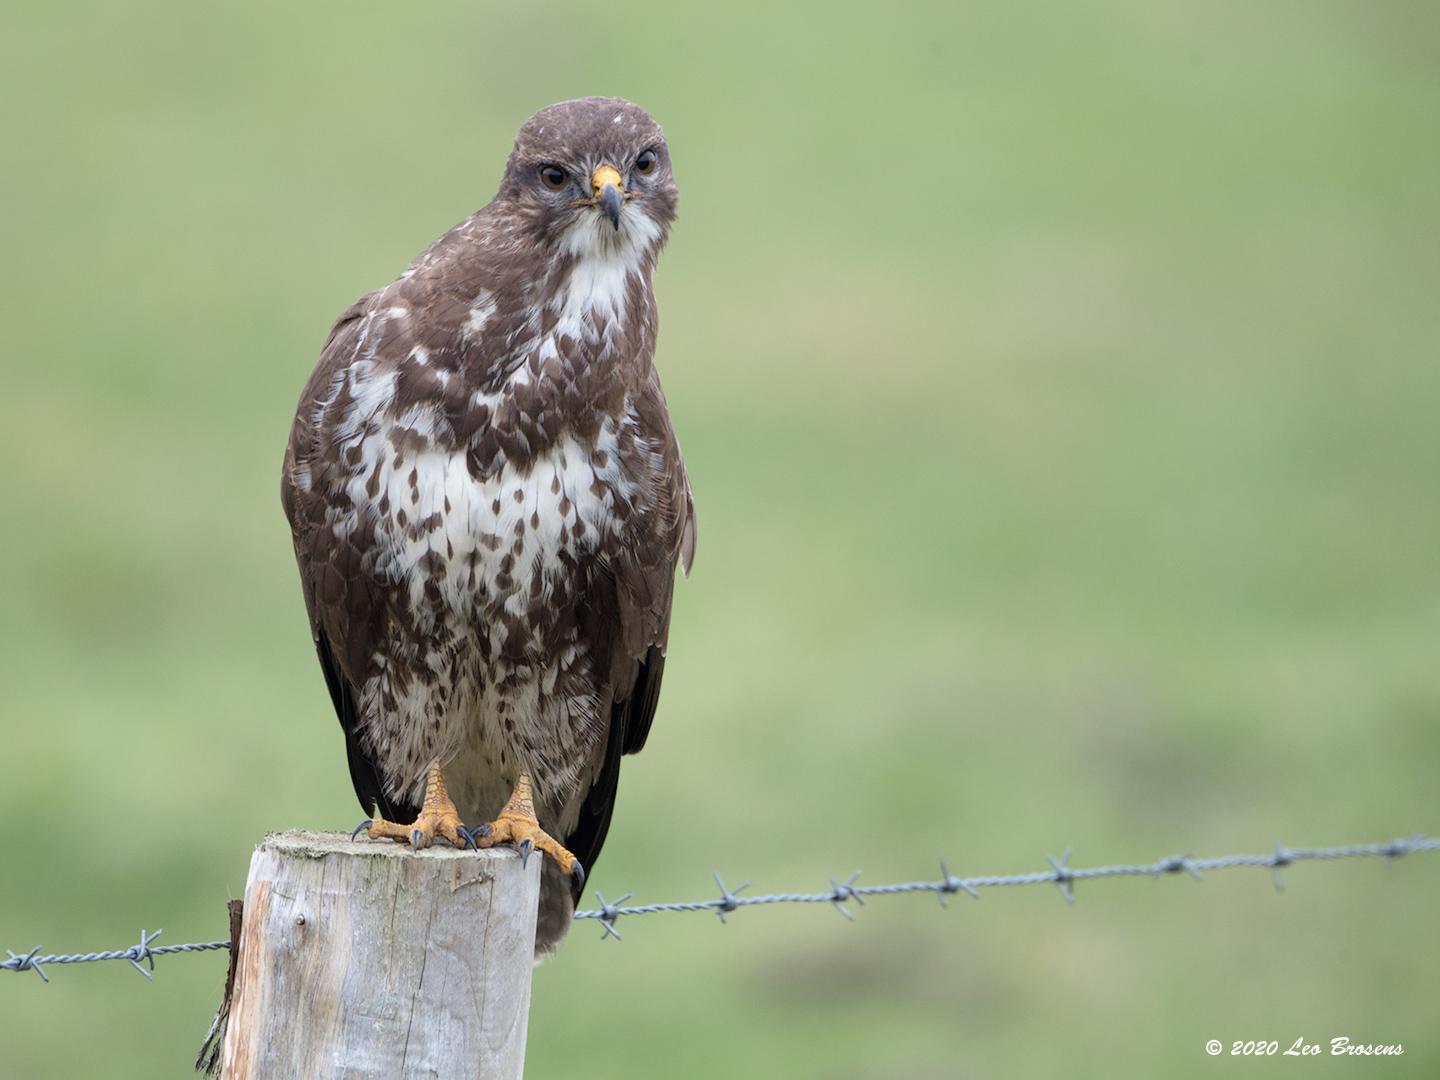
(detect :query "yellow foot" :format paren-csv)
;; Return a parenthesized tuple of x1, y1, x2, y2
(474, 772, 586, 889)
(351, 763, 476, 851)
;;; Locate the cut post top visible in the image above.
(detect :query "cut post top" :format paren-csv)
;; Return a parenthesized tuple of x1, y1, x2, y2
(256, 828, 524, 865)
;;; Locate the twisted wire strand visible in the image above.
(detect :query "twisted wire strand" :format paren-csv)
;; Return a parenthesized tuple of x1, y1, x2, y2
(3, 834, 1435, 965)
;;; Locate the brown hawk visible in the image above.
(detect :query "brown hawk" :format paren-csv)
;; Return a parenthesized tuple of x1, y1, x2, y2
(280, 98, 695, 954)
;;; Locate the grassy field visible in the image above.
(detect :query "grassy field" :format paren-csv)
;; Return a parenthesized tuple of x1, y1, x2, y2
(2, 2, 1438, 1076)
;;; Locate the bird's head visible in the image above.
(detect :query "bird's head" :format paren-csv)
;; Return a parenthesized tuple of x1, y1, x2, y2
(498, 98, 678, 263)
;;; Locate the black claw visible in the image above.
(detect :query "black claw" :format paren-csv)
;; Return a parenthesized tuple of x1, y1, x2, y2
(411, 829, 425, 852)
(459, 827, 478, 852)
(519, 839, 534, 867)
(471, 821, 493, 839)
(351, 820, 373, 842)
(572, 859, 586, 892)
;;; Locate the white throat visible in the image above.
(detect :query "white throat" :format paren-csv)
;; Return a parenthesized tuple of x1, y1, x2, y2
(551, 210, 660, 348)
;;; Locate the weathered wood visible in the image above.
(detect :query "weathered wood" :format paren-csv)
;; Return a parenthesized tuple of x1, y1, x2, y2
(221, 830, 541, 1079)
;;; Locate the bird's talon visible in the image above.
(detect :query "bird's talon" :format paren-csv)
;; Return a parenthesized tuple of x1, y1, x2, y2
(351, 819, 374, 841)
(472, 774, 581, 876)
(353, 765, 473, 852)
(572, 859, 586, 892)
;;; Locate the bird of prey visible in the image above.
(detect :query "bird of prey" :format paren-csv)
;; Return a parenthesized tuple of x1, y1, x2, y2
(280, 97, 695, 954)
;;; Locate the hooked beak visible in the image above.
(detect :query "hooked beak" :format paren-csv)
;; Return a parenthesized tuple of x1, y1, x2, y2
(591, 165, 624, 231)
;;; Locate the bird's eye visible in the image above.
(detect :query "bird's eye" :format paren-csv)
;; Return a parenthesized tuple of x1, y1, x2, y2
(634, 150, 658, 176)
(539, 166, 568, 191)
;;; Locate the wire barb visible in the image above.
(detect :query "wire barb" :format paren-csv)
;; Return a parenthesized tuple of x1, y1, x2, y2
(6, 946, 46, 983)
(1152, 854, 1201, 881)
(827, 871, 864, 920)
(125, 929, 161, 980)
(1270, 842, 1294, 892)
(1045, 848, 1075, 904)
(710, 872, 750, 924)
(591, 891, 632, 941)
(936, 859, 979, 908)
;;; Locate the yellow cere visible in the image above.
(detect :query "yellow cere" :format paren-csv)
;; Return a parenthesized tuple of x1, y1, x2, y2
(590, 165, 623, 195)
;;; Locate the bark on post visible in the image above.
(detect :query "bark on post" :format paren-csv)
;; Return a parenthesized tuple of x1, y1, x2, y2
(220, 830, 541, 1079)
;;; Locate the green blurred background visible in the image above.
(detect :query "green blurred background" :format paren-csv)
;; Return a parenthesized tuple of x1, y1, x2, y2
(3, 1, 1437, 1076)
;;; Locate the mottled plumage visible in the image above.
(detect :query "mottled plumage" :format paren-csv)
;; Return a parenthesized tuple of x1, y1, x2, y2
(280, 98, 694, 954)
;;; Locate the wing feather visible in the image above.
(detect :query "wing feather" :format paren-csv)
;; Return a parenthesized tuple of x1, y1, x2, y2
(558, 369, 695, 900)
(282, 291, 421, 823)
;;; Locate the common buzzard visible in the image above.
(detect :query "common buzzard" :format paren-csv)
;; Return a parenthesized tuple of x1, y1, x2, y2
(280, 97, 695, 954)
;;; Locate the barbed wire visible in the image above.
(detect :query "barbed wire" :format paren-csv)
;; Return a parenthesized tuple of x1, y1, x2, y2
(2, 833, 1435, 973)
(1, 930, 230, 982)
(571, 833, 1440, 940)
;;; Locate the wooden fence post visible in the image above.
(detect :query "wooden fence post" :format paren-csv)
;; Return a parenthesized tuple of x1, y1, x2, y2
(220, 830, 541, 1079)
